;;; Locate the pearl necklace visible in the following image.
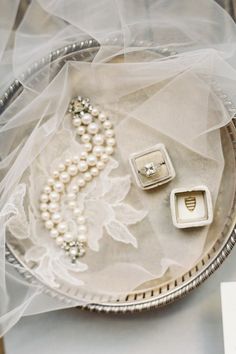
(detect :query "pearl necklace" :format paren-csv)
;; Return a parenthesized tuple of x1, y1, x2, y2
(39, 96, 116, 262)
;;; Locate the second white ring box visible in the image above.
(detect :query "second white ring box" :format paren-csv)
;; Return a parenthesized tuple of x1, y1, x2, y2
(170, 185, 213, 229)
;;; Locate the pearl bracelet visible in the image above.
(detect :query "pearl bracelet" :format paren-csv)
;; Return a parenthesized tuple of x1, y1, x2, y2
(39, 96, 116, 262)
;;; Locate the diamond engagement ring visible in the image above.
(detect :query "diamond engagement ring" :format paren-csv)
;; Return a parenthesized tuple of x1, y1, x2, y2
(129, 143, 175, 190)
(139, 162, 165, 177)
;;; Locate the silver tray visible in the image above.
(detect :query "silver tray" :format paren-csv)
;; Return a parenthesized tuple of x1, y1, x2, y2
(2, 38, 236, 313)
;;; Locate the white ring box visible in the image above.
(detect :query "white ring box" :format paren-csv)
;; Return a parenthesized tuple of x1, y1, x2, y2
(170, 185, 213, 229)
(129, 143, 175, 190)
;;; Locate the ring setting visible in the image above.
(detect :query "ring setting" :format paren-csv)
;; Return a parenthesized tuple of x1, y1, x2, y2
(139, 161, 165, 177)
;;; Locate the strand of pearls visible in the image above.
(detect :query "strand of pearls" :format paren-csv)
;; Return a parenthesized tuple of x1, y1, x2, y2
(39, 96, 116, 262)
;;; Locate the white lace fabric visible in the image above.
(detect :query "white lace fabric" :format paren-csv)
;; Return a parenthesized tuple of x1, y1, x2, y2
(0, 0, 236, 336)
(22, 127, 148, 289)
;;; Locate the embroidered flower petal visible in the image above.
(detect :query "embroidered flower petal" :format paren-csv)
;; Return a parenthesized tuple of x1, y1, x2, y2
(103, 158, 119, 177)
(6, 184, 30, 239)
(86, 200, 115, 251)
(52, 260, 86, 286)
(105, 220, 138, 248)
(34, 256, 60, 288)
(25, 245, 47, 263)
(87, 158, 120, 198)
(113, 203, 147, 225)
(104, 175, 131, 205)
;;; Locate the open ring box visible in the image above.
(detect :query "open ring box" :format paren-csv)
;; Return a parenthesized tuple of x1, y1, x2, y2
(170, 185, 213, 229)
(129, 143, 176, 190)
